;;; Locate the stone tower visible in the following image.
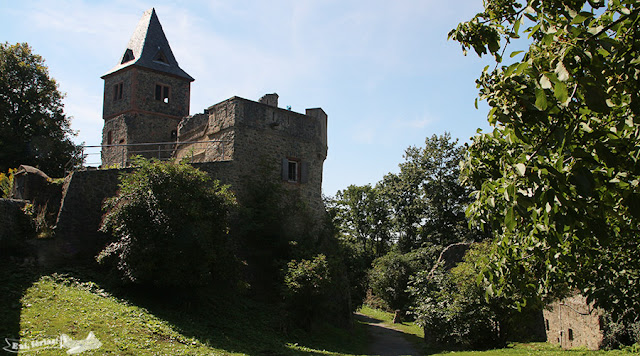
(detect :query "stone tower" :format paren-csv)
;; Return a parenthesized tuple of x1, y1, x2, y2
(101, 8, 194, 166)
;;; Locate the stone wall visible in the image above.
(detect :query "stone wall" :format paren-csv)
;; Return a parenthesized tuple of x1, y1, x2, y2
(543, 294, 604, 350)
(0, 199, 33, 258)
(102, 67, 191, 120)
(51, 168, 125, 265)
(176, 95, 328, 218)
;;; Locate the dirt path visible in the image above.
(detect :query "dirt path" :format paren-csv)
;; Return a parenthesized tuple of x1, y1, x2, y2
(354, 313, 421, 356)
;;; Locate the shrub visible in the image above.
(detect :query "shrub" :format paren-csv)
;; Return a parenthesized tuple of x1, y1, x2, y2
(368, 246, 440, 312)
(410, 242, 528, 349)
(283, 254, 331, 328)
(97, 158, 236, 287)
(0, 168, 16, 198)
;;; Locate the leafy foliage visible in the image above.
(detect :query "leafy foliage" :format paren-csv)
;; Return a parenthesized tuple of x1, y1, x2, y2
(98, 158, 236, 287)
(330, 184, 392, 258)
(0, 42, 82, 177)
(410, 242, 541, 349)
(453, 0, 640, 322)
(368, 247, 439, 312)
(0, 168, 16, 198)
(381, 133, 486, 252)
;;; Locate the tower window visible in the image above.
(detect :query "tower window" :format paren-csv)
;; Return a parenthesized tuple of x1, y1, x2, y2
(113, 82, 123, 101)
(155, 84, 170, 104)
(121, 48, 134, 64)
(287, 160, 298, 182)
(153, 50, 168, 64)
(107, 130, 113, 145)
(568, 329, 574, 341)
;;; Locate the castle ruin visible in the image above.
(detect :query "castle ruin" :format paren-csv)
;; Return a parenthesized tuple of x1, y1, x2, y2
(100, 8, 327, 215)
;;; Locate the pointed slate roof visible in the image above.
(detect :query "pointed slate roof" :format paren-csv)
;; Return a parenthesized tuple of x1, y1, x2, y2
(102, 8, 194, 81)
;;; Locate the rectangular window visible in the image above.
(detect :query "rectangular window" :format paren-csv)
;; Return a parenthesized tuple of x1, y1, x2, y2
(107, 130, 113, 145)
(155, 84, 170, 104)
(113, 82, 123, 101)
(288, 160, 298, 182)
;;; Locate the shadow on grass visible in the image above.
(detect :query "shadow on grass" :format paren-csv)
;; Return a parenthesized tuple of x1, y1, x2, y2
(83, 276, 365, 356)
(0, 260, 43, 347)
(6, 262, 368, 356)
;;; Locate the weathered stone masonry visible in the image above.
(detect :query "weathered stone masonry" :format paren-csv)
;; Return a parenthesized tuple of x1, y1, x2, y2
(10, 8, 329, 266)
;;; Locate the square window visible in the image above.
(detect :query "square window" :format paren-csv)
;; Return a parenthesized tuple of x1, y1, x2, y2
(155, 84, 170, 104)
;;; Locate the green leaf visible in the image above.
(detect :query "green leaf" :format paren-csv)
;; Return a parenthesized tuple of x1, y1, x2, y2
(505, 206, 516, 231)
(513, 18, 521, 36)
(515, 163, 526, 177)
(510, 50, 524, 58)
(554, 81, 569, 105)
(571, 12, 593, 24)
(535, 88, 548, 110)
(528, 23, 541, 38)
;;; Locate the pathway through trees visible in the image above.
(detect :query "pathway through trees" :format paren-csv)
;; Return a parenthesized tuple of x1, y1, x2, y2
(354, 313, 420, 356)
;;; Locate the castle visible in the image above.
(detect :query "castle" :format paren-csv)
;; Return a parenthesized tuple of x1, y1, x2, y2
(4, 8, 328, 266)
(100, 8, 327, 212)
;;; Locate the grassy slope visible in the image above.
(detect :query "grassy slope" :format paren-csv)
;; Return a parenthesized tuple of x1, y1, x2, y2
(0, 264, 368, 356)
(2, 264, 637, 356)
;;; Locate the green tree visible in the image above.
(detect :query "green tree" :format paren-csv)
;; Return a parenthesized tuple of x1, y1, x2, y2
(332, 184, 392, 257)
(452, 0, 640, 321)
(0, 42, 82, 177)
(382, 133, 484, 252)
(98, 158, 236, 287)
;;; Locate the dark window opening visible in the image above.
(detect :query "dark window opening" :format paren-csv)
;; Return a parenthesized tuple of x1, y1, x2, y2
(568, 329, 574, 341)
(121, 48, 134, 64)
(170, 130, 177, 141)
(113, 82, 123, 101)
(288, 161, 298, 182)
(153, 50, 168, 64)
(545, 319, 549, 331)
(107, 131, 113, 145)
(155, 84, 170, 104)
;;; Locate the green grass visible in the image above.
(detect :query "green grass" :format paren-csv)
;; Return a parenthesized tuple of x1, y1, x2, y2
(0, 264, 369, 355)
(358, 305, 424, 338)
(357, 306, 639, 356)
(1, 264, 637, 356)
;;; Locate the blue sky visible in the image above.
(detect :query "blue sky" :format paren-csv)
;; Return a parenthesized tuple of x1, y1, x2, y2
(1, 0, 496, 196)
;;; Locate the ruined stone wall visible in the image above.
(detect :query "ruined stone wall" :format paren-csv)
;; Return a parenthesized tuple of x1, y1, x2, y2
(543, 294, 603, 350)
(232, 97, 327, 217)
(176, 99, 238, 162)
(52, 168, 126, 265)
(0, 199, 33, 257)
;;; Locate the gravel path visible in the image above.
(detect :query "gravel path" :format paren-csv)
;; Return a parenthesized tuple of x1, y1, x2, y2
(354, 313, 421, 356)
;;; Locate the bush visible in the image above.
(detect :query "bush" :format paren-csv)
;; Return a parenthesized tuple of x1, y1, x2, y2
(0, 168, 15, 198)
(97, 158, 236, 287)
(368, 246, 440, 312)
(283, 254, 331, 328)
(410, 242, 532, 349)
(601, 313, 640, 350)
